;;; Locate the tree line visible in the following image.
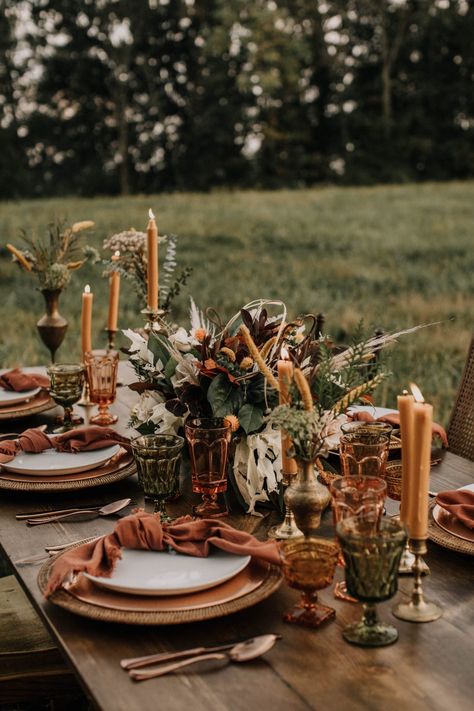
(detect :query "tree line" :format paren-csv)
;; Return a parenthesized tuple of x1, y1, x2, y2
(1, 0, 473, 198)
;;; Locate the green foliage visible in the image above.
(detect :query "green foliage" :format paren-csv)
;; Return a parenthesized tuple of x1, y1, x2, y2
(237, 403, 264, 435)
(207, 373, 244, 417)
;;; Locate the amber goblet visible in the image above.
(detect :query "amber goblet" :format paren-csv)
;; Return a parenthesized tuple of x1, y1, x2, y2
(84, 350, 119, 426)
(280, 537, 339, 628)
(47, 363, 84, 432)
(185, 417, 232, 518)
(336, 517, 406, 647)
(341, 421, 393, 441)
(339, 433, 389, 478)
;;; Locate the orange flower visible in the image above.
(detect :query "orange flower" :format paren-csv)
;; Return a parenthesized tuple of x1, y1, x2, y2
(240, 356, 253, 370)
(204, 358, 217, 370)
(194, 328, 207, 342)
(219, 347, 236, 363)
(224, 415, 239, 432)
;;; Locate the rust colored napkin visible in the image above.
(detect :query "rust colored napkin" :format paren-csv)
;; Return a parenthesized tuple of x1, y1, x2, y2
(45, 510, 280, 597)
(0, 368, 49, 392)
(349, 411, 449, 448)
(0, 426, 130, 465)
(436, 490, 474, 530)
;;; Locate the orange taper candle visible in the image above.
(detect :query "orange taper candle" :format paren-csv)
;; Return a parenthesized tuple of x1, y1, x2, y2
(146, 209, 158, 310)
(397, 391, 414, 524)
(81, 284, 93, 358)
(278, 348, 298, 475)
(407, 383, 433, 539)
(107, 251, 121, 331)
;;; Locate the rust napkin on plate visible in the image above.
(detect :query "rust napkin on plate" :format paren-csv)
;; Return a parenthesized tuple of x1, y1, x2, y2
(436, 490, 474, 530)
(349, 411, 449, 448)
(0, 426, 130, 465)
(0, 368, 50, 392)
(45, 510, 280, 597)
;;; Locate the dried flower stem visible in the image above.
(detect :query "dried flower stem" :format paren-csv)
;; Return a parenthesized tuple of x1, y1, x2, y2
(294, 368, 313, 411)
(259, 336, 277, 360)
(331, 373, 386, 415)
(240, 325, 279, 391)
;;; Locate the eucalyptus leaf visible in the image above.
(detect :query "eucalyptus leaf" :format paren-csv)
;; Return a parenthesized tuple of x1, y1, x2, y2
(207, 373, 243, 417)
(238, 403, 264, 434)
(164, 356, 178, 383)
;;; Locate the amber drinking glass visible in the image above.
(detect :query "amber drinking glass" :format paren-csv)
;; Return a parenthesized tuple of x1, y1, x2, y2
(47, 363, 84, 431)
(131, 435, 183, 521)
(382, 462, 403, 501)
(336, 517, 406, 647)
(341, 421, 393, 441)
(84, 350, 119, 426)
(280, 537, 339, 628)
(339, 433, 389, 478)
(185, 417, 232, 518)
(330, 476, 387, 527)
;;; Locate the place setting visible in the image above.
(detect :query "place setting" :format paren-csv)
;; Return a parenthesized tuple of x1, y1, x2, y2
(0, 367, 55, 421)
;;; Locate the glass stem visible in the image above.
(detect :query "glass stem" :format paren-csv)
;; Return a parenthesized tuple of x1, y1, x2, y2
(362, 602, 378, 627)
(301, 590, 318, 610)
(63, 406, 72, 428)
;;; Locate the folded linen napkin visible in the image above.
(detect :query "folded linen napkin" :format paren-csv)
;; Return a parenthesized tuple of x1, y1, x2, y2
(0, 426, 130, 465)
(435, 490, 474, 530)
(45, 510, 280, 597)
(0, 368, 49, 392)
(349, 411, 449, 448)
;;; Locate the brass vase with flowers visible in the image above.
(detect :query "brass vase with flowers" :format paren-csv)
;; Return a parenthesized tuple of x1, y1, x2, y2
(285, 459, 331, 537)
(7, 219, 99, 362)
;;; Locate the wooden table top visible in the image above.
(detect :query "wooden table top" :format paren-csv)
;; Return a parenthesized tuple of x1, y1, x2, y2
(1, 363, 473, 711)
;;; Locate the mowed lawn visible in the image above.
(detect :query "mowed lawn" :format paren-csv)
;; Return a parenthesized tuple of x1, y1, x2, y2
(0, 182, 473, 425)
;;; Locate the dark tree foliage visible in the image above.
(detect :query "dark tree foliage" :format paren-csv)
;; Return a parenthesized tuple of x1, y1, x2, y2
(0, 0, 472, 197)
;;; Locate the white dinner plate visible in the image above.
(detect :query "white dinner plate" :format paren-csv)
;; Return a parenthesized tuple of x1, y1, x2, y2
(85, 549, 252, 596)
(433, 483, 474, 543)
(346, 405, 398, 419)
(0, 386, 41, 407)
(2, 444, 120, 476)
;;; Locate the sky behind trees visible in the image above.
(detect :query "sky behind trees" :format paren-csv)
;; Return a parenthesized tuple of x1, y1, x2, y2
(0, 0, 473, 197)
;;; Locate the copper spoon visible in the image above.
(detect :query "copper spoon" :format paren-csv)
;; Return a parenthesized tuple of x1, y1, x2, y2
(129, 634, 280, 682)
(26, 498, 131, 525)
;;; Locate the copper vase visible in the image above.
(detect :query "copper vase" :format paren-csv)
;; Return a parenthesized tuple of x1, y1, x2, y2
(285, 460, 331, 537)
(37, 289, 68, 363)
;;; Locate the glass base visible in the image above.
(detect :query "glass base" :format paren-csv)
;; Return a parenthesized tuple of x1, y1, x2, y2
(193, 498, 227, 518)
(343, 620, 398, 647)
(283, 601, 335, 628)
(53, 413, 83, 432)
(90, 411, 118, 426)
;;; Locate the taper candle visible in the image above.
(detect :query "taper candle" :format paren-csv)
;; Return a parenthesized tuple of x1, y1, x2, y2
(81, 284, 93, 358)
(277, 348, 298, 475)
(107, 251, 121, 331)
(407, 383, 433, 539)
(397, 391, 414, 523)
(147, 209, 158, 310)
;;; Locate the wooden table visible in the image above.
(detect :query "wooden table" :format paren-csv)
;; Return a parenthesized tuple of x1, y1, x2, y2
(1, 364, 473, 711)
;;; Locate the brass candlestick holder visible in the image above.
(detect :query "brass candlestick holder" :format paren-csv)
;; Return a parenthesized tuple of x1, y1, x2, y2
(398, 541, 417, 574)
(105, 328, 118, 351)
(141, 307, 168, 335)
(268, 470, 302, 540)
(393, 538, 442, 623)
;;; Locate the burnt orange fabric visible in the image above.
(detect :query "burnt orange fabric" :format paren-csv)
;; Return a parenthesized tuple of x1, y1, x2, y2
(436, 490, 474, 530)
(349, 411, 449, 448)
(0, 368, 49, 392)
(0, 426, 130, 464)
(45, 510, 280, 597)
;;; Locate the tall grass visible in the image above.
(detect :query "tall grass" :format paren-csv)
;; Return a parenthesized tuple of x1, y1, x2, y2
(1, 181, 473, 425)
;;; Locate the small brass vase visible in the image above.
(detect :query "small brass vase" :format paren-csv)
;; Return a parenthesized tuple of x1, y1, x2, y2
(285, 460, 331, 537)
(37, 289, 68, 363)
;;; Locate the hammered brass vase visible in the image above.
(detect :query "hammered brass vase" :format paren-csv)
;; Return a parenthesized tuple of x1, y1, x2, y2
(285, 460, 331, 537)
(37, 289, 68, 363)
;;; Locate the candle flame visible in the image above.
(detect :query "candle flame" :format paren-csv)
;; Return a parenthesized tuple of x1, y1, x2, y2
(84, 284, 91, 294)
(409, 382, 424, 403)
(280, 346, 290, 360)
(148, 208, 155, 220)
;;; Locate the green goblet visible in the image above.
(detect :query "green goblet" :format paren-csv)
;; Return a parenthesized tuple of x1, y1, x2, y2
(131, 434, 184, 521)
(47, 363, 85, 432)
(336, 516, 406, 647)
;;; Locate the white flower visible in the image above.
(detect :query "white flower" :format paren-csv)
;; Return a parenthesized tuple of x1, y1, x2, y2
(168, 326, 194, 353)
(233, 422, 283, 514)
(123, 328, 147, 354)
(131, 391, 163, 424)
(171, 354, 200, 389)
(149, 402, 183, 434)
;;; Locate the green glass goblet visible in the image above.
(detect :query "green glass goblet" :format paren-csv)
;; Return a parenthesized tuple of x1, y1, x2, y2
(47, 363, 85, 432)
(131, 434, 184, 521)
(336, 516, 407, 647)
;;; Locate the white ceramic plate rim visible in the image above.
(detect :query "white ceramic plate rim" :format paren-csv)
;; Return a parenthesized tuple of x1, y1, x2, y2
(84, 549, 252, 596)
(433, 483, 474, 543)
(2, 444, 120, 476)
(0, 386, 41, 407)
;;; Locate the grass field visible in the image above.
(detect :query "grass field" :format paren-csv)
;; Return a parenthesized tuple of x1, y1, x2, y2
(1, 182, 473, 425)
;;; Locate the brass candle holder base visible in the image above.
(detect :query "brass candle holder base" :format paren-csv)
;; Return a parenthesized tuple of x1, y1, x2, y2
(105, 328, 118, 351)
(268, 470, 302, 540)
(141, 307, 168, 335)
(77, 379, 91, 407)
(393, 538, 442, 623)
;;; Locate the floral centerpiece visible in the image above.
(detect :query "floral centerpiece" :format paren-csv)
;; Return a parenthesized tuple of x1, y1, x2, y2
(124, 299, 416, 514)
